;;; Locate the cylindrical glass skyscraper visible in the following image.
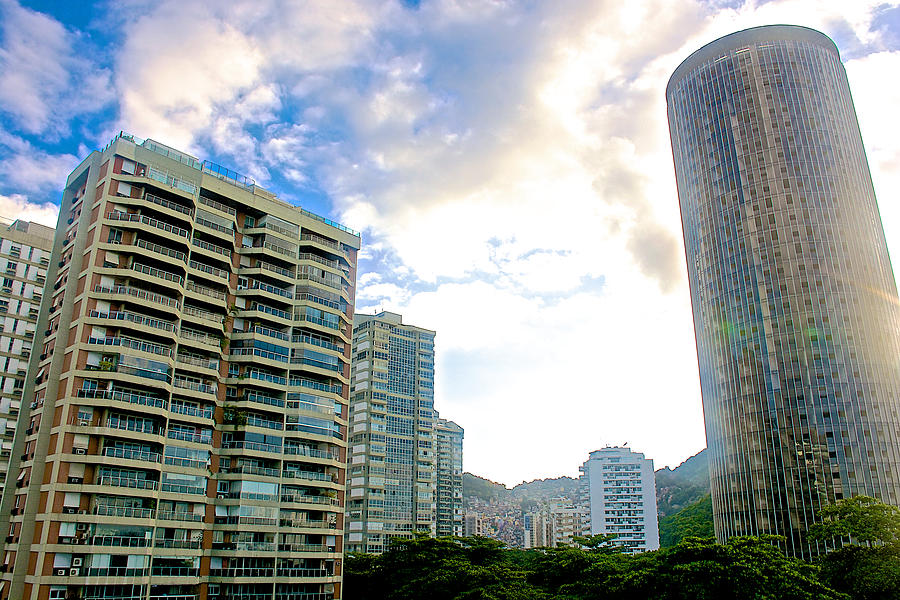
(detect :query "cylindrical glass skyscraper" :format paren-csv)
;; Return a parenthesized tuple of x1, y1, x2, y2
(667, 25, 900, 557)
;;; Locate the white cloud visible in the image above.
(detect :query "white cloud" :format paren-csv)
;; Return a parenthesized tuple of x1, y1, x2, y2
(38, 0, 900, 483)
(0, 0, 113, 136)
(0, 131, 80, 194)
(0, 193, 59, 227)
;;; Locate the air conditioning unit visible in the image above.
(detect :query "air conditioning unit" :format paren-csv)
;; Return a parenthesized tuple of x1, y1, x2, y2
(62, 507, 77, 514)
(73, 448, 86, 455)
(71, 558, 82, 567)
(58, 536, 75, 545)
(77, 419, 91, 427)
(67, 477, 83, 484)
(217, 493, 227, 499)
(55, 568, 66, 576)
(75, 523, 88, 532)
(78, 510, 87, 515)
(69, 568, 80, 576)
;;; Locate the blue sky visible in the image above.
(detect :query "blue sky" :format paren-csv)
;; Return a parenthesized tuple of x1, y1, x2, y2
(2, 0, 900, 485)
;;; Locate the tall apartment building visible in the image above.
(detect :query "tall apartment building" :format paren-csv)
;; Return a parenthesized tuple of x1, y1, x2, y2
(346, 312, 437, 553)
(0, 133, 359, 600)
(435, 419, 463, 537)
(668, 25, 900, 557)
(0, 219, 53, 499)
(580, 447, 659, 553)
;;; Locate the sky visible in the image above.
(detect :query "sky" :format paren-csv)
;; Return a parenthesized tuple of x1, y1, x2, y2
(2, 0, 900, 486)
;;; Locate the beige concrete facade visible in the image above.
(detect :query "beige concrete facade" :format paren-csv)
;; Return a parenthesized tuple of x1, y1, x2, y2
(0, 133, 359, 600)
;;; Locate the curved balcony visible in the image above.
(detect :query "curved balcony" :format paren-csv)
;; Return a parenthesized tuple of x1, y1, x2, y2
(92, 284, 181, 314)
(106, 211, 190, 243)
(189, 259, 231, 284)
(191, 237, 233, 266)
(195, 214, 234, 241)
(181, 305, 225, 332)
(87, 310, 177, 340)
(132, 237, 188, 264)
(130, 262, 185, 291)
(76, 387, 168, 412)
(178, 328, 223, 353)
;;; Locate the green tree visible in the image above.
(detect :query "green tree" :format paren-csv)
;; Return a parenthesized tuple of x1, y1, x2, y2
(658, 494, 715, 547)
(808, 496, 900, 600)
(605, 536, 842, 600)
(808, 495, 900, 545)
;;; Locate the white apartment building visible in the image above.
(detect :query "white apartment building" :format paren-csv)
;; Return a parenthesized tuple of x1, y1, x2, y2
(580, 447, 659, 553)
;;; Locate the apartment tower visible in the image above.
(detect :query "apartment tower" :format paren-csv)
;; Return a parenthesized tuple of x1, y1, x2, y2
(0, 219, 53, 499)
(0, 133, 359, 600)
(667, 25, 900, 557)
(580, 447, 659, 553)
(434, 419, 464, 537)
(346, 312, 436, 553)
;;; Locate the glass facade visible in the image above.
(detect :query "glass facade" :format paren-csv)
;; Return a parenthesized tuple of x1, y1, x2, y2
(667, 25, 900, 558)
(346, 313, 437, 554)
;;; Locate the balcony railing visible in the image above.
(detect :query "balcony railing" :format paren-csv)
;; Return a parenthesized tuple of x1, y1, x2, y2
(190, 259, 230, 280)
(186, 281, 226, 301)
(244, 280, 293, 298)
(106, 211, 189, 238)
(173, 378, 216, 395)
(89, 310, 176, 333)
(170, 402, 215, 419)
(94, 504, 154, 519)
(257, 260, 294, 278)
(230, 347, 289, 363)
(87, 335, 173, 358)
(102, 446, 161, 463)
(283, 445, 337, 460)
(93, 284, 180, 310)
(143, 192, 194, 216)
(106, 416, 160, 435)
(244, 392, 285, 408)
(222, 464, 280, 478)
(157, 510, 204, 522)
(159, 482, 206, 496)
(221, 440, 281, 454)
(86, 534, 151, 547)
(193, 236, 232, 256)
(96, 475, 158, 490)
(76, 387, 167, 409)
(132, 262, 184, 286)
(300, 232, 340, 250)
(198, 194, 237, 216)
(280, 493, 340, 506)
(281, 470, 333, 482)
(176, 353, 219, 370)
(291, 334, 343, 353)
(246, 303, 291, 320)
(182, 305, 223, 324)
(237, 325, 290, 342)
(288, 378, 341, 395)
(298, 253, 339, 269)
(135, 237, 187, 262)
(246, 370, 287, 385)
(294, 313, 340, 330)
(196, 215, 232, 235)
(180, 328, 222, 347)
(166, 429, 212, 444)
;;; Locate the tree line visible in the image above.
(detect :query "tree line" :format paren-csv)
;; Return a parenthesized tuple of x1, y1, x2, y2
(345, 496, 900, 600)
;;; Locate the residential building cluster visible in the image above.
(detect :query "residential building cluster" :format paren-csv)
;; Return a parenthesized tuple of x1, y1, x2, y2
(520, 447, 659, 554)
(0, 134, 463, 600)
(0, 20, 897, 600)
(345, 311, 464, 554)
